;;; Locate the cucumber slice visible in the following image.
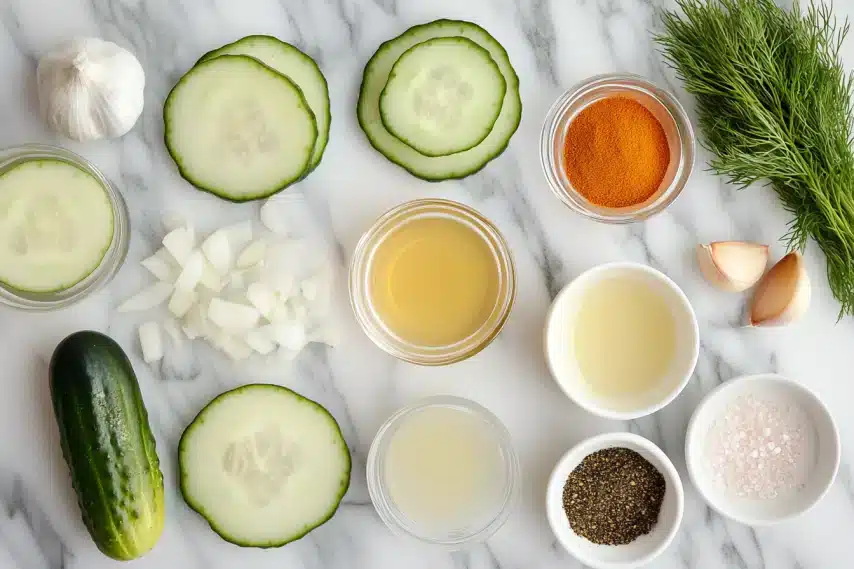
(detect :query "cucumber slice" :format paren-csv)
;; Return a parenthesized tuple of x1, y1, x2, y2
(358, 20, 521, 180)
(198, 36, 330, 171)
(179, 384, 351, 547)
(164, 55, 317, 202)
(379, 37, 506, 157)
(0, 160, 113, 293)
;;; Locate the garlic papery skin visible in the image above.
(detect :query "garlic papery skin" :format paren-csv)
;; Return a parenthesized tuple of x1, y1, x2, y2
(748, 252, 811, 327)
(37, 37, 145, 142)
(697, 241, 769, 292)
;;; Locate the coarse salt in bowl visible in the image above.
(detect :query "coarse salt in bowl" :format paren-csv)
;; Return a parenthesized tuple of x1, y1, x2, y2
(686, 374, 840, 526)
(546, 432, 684, 569)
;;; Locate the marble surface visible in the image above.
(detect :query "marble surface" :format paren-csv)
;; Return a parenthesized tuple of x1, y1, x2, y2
(1, 0, 853, 567)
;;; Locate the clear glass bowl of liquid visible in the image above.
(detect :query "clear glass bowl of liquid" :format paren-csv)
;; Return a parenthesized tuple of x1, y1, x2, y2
(367, 396, 519, 548)
(349, 199, 516, 365)
(0, 144, 130, 310)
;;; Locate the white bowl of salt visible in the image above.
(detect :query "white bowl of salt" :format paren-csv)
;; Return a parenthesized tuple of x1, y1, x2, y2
(686, 373, 839, 525)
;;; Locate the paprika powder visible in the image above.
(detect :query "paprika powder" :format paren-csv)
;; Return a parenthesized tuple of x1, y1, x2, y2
(563, 97, 670, 208)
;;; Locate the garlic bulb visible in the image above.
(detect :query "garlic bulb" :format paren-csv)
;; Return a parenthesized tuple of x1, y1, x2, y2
(748, 252, 811, 327)
(37, 37, 145, 141)
(697, 241, 769, 292)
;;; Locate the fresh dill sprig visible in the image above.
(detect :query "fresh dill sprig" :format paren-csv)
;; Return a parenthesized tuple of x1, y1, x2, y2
(656, 0, 854, 318)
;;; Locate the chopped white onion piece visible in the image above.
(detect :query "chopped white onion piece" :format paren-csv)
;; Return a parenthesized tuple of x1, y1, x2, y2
(290, 298, 308, 321)
(245, 326, 277, 355)
(260, 199, 288, 235)
(163, 318, 184, 348)
(141, 249, 177, 282)
(201, 229, 232, 274)
(236, 239, 267, 269)
(138, 321, 163, 363)
(273, 322, 307, 351)
(199, 261, 224, 292)
(225, 220, 253, 247)
(228, 270, 245, 290)
(162, 226, 195, 265)
(246, 282, 275, 319)
(174, 251, 205, 291)
(168, 288, 197, 318)
(182, 303, 208, 339)
(208, 298, 260, 331)
(268, 301, 292, 323)
(221, 336, 253, 361)
(300, 278, 318, 301)
(118, 282, 173, 313)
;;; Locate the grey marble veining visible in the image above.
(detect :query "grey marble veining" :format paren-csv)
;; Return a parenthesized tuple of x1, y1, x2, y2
(1, 0, 854, 567)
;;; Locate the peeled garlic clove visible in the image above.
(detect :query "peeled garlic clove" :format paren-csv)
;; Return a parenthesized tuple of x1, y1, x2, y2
(697, 241, 769, 292)
(748, 252, 810, 327)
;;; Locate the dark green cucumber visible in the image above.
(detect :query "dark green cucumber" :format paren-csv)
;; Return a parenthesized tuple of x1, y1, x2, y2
(50, 331, 164, 561)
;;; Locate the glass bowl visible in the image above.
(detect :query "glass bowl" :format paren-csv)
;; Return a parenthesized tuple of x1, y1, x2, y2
(367, 396, 520, 548)
(349, 199, 516, 366)
(540, 73, 695, 223)
(0, 144, 130, 310)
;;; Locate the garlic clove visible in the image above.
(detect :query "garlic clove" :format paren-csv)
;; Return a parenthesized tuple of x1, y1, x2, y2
(748, 252, 811, 327)
(697, 241, 769, 292)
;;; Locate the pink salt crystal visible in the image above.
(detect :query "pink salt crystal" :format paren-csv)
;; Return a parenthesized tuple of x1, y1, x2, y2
(704, 393, 814, 500)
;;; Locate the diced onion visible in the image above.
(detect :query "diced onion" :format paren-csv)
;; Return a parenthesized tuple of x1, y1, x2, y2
(138, 321, 163, 363)
(162, 226, 195, 265)
(118, 282, 173, 313)
(208, 298, 260, 331)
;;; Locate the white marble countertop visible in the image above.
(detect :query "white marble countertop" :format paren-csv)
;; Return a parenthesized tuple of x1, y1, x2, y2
(1, 0, 853, 568)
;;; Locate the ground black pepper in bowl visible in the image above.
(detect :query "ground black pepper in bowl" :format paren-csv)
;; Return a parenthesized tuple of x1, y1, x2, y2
(562, 447, 666, 545)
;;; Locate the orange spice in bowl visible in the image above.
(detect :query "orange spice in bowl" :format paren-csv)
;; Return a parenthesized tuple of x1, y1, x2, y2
(540, 74, 695, 224)
(564, 97, 670, 209)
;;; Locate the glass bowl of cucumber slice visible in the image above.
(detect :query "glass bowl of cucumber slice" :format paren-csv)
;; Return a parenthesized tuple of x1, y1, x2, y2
(0, 144, 130, 310)
(541, 73, 695, 223)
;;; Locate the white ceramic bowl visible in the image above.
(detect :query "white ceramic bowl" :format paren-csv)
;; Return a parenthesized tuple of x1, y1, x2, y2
(544, 262, 699, 420)
(685, 374, 840, 526)
(546, 432, 684, 569)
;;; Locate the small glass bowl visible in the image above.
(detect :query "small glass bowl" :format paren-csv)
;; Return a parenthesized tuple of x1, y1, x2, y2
(366, 396, 520, 548)
(349, 199, 516, 366)
(0, 144, 130, 310)
(540, 73, 695, 223)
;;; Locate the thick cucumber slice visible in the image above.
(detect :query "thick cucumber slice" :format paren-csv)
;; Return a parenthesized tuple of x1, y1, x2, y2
(358, 20, 521, 180)
(379, 37, 506, 157)
(0, 160, 113, 293)
(179, 384, 351, 547)
(198, 36, 330, 171)
(164, 55, 317, 202)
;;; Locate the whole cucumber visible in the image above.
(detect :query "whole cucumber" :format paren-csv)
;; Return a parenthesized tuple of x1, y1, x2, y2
(50, 330, 164, 560)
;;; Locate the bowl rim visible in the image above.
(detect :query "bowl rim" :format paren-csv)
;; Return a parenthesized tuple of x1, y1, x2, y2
(546, 432, 685, 569)
(539, 72, 696, 224)
(684, 373, 841, 526)
(543, 261, 700, 420)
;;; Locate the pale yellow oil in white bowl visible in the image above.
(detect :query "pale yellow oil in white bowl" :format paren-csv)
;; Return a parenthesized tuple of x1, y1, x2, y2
(545, 263, 699, 420)
(573, 275, 677, 399)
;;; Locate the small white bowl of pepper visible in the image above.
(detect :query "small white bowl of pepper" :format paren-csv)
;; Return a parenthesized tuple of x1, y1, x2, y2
(546, 432, 684, 569)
